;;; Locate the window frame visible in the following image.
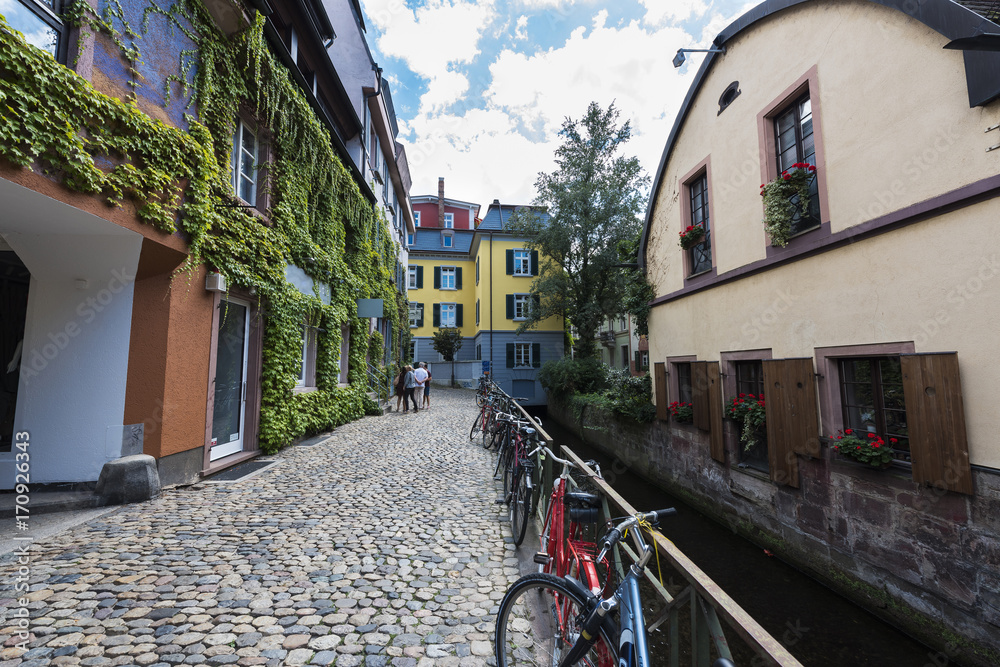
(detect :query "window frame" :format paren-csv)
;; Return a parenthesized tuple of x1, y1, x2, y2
(440, 266, 456, 290)
(232, 118, 259, 207)
(294, 325, 318, 391)
(513, 249, 531, 276)
(444, 212, 454, 229)
(408, 303, 422, 328)
(9, 0, 68, 63)
(667, 355, 697, 407)
(679, 158, 714, 280)
(513, 293, 530, 320)
(442, 231, 454, 248)
(757, 66, 830, 254)
(407, 265, 418, 289)
(439, 302, 457, 328)
(721, 349, 773, 472)
(514, 342, 533, 368)
(414, 211, 421, 227)
(837, 356, 910, 460)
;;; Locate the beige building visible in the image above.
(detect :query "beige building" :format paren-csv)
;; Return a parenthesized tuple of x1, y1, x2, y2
(639, 0, 1000, 662)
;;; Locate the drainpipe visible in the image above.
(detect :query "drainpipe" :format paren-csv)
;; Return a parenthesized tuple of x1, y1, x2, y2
(489, 230, 494, 375)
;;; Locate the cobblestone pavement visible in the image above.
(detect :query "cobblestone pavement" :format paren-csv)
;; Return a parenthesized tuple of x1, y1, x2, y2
(0, 388, 519, 667)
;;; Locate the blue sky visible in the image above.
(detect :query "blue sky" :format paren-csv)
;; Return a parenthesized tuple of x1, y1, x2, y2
(359, 0, 756, 211)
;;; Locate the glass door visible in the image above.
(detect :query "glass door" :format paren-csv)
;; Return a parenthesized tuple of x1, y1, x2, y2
(210, 298, 249, 461)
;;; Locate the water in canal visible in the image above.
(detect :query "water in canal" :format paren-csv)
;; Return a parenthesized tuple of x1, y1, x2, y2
(533, 411, 954, 667)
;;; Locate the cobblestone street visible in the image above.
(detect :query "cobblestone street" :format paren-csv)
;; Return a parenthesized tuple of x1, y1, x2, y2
(0, 388, 517, 667)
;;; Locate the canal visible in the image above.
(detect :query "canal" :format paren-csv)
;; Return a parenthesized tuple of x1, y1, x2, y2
(532, 410, 953, 667)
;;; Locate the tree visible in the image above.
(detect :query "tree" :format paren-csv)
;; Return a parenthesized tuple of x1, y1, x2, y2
(431, 328, 463, 386)
(508, 101, 649, 359)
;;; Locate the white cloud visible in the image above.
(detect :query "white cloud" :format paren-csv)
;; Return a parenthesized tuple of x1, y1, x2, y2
(639, 0, 708, 25)
(418, 70, 471, 112)
(514, 15, 529, 41)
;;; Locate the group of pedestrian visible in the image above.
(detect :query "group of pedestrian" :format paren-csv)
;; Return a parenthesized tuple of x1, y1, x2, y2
(394, 362, 431, 413)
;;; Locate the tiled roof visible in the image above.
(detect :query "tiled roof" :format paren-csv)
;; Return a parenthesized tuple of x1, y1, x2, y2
(478, 204, 549, 231)
(955, 1, 999, 21)
(408, 228, 474, 254)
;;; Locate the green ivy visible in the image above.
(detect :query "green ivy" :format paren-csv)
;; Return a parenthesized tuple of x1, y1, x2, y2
(0, 4, 407, 454)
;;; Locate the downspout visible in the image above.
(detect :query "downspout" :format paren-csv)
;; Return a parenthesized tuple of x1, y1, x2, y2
(489, 230, 494, 375)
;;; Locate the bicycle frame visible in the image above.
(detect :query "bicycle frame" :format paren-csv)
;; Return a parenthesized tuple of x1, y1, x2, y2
(614, 571, 649, 667)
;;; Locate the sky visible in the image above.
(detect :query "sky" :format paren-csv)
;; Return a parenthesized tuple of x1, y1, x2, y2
(359, 0, 757, 212)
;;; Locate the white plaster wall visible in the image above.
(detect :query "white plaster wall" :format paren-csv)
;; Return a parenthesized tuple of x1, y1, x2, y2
(5, 232, 141, 484)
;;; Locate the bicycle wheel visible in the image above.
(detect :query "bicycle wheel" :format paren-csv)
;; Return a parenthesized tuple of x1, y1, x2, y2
(494, 573, 618, 667)
(470, 411, 482, 441)
(494, 423, 512, 479)
(509, 465, 531, 546)
(481, 410, 493, 449)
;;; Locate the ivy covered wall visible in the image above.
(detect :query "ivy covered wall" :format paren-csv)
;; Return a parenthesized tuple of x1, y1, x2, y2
(0, 1, 406, 453)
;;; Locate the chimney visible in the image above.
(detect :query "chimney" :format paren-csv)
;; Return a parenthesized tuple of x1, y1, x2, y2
(438, 177, 445, 227)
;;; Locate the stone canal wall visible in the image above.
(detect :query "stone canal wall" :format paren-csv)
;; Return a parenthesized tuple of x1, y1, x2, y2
(547, 395, 1000, 667)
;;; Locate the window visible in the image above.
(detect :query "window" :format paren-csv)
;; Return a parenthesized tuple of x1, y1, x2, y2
(232, 119, 259, 206)
(839, 357, 909, 460)
(476, 257, 480, 285)
(676, 362, 693, 404)
(641, 352, 649, 371)
(514, 342, 531, 368)
(440, 267, 456, 290)
(621, 345, 629, 368)
(7, 1, 66, 61)
(408, 303, 423, 328)
(513, 294, 529, 320)
(476, 344, 482, 361)
(619, 316, 627, 331)
(735, 360, 768, 471)
(407, 233, 414, 246)
(475, 298, 480, 325)
(414, 211, 421, 227)
(408, 340, 415, 364)
(513, 250, 531, 275)
(296, 326, 317, 390)
(687, 172, 712, 275)
(407, 266, 418, 289)
(439, 303, 457, 328)
(369, 125, 379, 173)
(444, 212, 454, 229)
(442, 231, 453, 248)
(772, 93, 819, 235)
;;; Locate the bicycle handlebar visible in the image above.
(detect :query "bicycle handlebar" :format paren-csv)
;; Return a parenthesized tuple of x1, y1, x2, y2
(528, 444, 603, 479)
(596, 508, 676, 564)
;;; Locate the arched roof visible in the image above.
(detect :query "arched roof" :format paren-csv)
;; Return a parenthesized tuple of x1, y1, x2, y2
(639, 0, 1000, 267)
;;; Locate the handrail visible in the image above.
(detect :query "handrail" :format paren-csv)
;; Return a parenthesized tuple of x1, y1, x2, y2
(366, 362, 389, 402)
(560, 445, 804, 667)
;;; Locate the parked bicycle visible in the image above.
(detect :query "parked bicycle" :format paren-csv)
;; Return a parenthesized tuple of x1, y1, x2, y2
(531, 445, 608, 597)
(494, 413, 540, 546)
(494, 507, 678, 667)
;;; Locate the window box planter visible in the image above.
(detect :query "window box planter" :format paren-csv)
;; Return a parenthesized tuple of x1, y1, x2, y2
(829, 429, 896, 468)
(760, 164, 817, 246)
(678, 224, 706, 250)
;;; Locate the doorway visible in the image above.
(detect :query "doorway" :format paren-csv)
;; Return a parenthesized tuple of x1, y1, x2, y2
(210, 298, 250, 461)
(0, 249, 29, 453)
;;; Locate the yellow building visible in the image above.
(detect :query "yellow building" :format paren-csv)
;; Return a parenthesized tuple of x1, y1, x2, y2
(407, 189, 564, 404)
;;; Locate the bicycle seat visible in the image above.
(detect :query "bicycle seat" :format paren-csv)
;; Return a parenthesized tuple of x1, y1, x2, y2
(522, 427, 535, 435)
(565, 492, 601, 507)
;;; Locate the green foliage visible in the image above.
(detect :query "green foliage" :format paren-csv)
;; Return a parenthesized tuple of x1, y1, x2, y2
(0, 7, 405, 454)
(604, 367, 656, 423)
(830, 429, 895, 467)
(538, 357, 607, 396)
(617, 235, 654, 337)
(760, 162, 816, 247)
(430, 328, 463, 362)
(728, 393, 767, 452)
(507, 101, 649, 359)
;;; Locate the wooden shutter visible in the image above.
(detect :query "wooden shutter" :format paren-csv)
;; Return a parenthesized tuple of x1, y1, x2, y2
(706, 362, 725, 464)
(532, 343, 541, 368)
(760, 359, 815, 488)
(506, 343, 515, 368)
(530, 250, 539, 276)
(901, 353, 973, 494)
(456, 304, 463, 327)
(433, 267, 441, 289)
(475, 299, 480, 325)
(476, 258, 480, 284)
(691, 361, 711, 431)
(532, 294, 540, 315)
(432, 303, 440, 327)
(416, 266, 423, 288)
(416, 303, 424, 327)
(506, 294, 514, 319)
(506, 249, 514, 275)
(763, 358, 820, 457)
(456, 267, 462, 290)
(654, 362, 668, 421)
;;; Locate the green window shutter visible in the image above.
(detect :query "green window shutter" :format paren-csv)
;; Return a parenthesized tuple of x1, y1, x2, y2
(506, 294, 514, 319)
(416, 266, 423, 288)
(417, 303, 424, 327)
(506, 343, 515, 368)
(532, 293, 540, 316)
(456, 267, 463, 290)
(476, 258, 480, 284)
(506, 249, 514, 275)
(476, 299, 480, 325)
(433, 303, 440, 327)
(456, 304, 464, 327)
(530, 250, 539, 276)
(635, 351, 640, 371)
(433, 267, 440, 289)
(532, 343, 541, 368)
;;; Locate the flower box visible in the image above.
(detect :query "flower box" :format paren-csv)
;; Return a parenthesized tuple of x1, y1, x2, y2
(760, 163, 817, 246)
(678, 224, 706, 250)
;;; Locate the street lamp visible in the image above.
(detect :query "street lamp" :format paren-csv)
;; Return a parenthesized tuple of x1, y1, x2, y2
(673, 46, 726, 68)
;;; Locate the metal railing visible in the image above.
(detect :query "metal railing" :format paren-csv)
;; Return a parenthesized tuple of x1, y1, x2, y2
(366, 362, 390, 404)
(493, 386, 804, 666)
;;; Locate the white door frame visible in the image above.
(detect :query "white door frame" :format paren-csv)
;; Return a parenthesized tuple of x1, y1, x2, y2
(210, 297, 250, 462)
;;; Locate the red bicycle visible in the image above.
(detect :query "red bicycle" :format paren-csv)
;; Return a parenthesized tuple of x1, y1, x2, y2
(532, 445, 610, 598)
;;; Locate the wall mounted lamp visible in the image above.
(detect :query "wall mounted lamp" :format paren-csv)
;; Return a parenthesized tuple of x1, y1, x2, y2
(673, 46, 726, 68)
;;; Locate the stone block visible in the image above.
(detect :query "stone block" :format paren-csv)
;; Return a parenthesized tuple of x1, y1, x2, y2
(96, 455, 161, 505)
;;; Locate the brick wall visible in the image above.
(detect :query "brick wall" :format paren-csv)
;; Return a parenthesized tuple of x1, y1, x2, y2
(548, 397, 1000, 667)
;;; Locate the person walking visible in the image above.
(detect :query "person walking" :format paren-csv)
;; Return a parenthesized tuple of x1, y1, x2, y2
(393, 367, 407, 412)
(420, 362, 432, 409)
(402, 365, 419, 413)
(414, 361, 429, 411)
